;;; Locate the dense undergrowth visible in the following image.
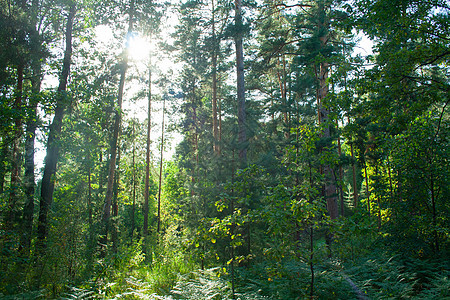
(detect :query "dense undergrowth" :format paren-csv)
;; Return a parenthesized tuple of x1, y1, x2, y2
(2, 243, 447, 299)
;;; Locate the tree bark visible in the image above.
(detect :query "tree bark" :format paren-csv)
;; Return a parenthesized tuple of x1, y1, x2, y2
(111, 145, 120, 253)
(132, 131, 136, 241)
(234, 0, 247, 165)
(157, 95, 166, 233)
(317, 2, 338, 220)
(211, 0, 219, 155)
(337, 125, 344, 217)
(350, 141, 358, 208)
(100, 0, 134, 250)
(37, 3, 76, 247)
(318, 60, 338, 220)
(0, 141, 9, 194)
(144, 49, 152, 237)
(21, 61, 41, 253)
(364, 161, 370, 215)
(8, 63, 24, 226)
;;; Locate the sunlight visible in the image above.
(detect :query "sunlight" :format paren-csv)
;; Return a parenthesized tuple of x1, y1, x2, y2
(127, 33, 152, 62)
(95, 25, 152, 63)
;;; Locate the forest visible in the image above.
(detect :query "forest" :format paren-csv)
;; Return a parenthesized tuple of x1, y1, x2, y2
(0, 0, 449, 298)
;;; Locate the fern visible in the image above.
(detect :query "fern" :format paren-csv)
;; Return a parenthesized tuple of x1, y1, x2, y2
(169, 267, 268, 300)
(61, 287, 95, 300)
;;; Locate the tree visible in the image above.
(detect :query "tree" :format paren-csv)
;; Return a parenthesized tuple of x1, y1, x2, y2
(37, 1, 76, 251)
(100, 0, 135, 252)
(350, 0, 450, 255)
(234, 0, 247, 165)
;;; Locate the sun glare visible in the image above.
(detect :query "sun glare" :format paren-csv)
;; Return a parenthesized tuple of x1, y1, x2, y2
(95, 25, 152, 63)
(128, 33, 152, 62)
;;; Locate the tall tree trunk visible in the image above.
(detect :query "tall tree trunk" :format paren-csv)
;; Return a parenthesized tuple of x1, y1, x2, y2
(387, 156, 394, 200)
(308, 162, 314, 300)
(337, 126, 344, 217)
(317, 4, 338, 220)
(87, 165, 93, 234)
(144, 50, 152, 237)
(364, 161, 370, 215)
(430, 172, 439, 254)
(211, 0, 219, 155)
(277, 56, 289, 139)
(157, 96, 166, 233)
(318, 62, 338, 220)
(132, 132, 136, 242)
(350, 141, 358, 208)
(219, 94, 222, 154)
(230, 150, 236, 299)
(100, 0, 134, 251)
(8, 63, 24, 226)
(37, 3, 76, 248)
(111, 145, 120, 253)
(234, 0, 246, 165)
(21, 61, 41, 253)
(0, 141, 9, 193)
(190, 84, 199, 196)
(22, 0, 43, 250)
(375, 164, 381, 229)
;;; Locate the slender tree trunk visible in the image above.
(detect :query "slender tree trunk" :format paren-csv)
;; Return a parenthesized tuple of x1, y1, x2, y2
(219, 93, 222, 154)
(277, 56, 289, 139)
(234, 0, 246, 165)
(317, 3, 338, 220)
(37, 3, 76, 248)
(8, 63, 24, 226)
(144, 51, 152, 237)
(350, 141, 358, 208)
(430, 173, 439, 253)
(8, 0, 28, 219)
(132, 125, 136, 241)
(337, 124, 344, 217)
(309, 161, 314, 299)
(230, 150, 236, 300)
(21, 62, 41, 253)
(364, 161, 370, 215)
(318, 60, 338, 220)
(111, 145, 120, 253)
(85, 163, 94, 273)
(22, 0, 43, 252)
(100, 0, 134, 250)
(88, 166, 93, 234)
(0, 141, 9, 193)
(375, 164, 381, 229)
(157, 95, 166, 233)
(387, 156, 394, 200)
(211, 0, 219, 155)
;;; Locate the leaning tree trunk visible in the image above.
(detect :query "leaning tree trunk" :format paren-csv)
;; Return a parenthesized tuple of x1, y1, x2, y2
(100, 0, 134, 252)
(37, 3, 76, 248)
